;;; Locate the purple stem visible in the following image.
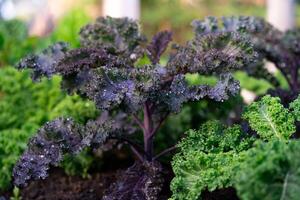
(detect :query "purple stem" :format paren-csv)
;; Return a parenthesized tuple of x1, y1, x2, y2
(143, 102, 154, 161)
(132, 113, 145, 131)
(154, 145, 178, 160)
(149, 112, 170, 139)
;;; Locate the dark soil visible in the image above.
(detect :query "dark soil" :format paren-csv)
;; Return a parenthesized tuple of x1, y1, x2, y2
(20, 168, 114, 200)
(16, 168, 238, 200)
(0, 149, 239, 200)
(201, 187, 240, 200)
(17, 168, 172, 200)
(0, 168, 239, 200)
(18, 150, 135, 200)
(18, 164, 173, 200)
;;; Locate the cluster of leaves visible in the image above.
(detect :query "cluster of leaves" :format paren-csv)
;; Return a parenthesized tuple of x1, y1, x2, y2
(12, 15, 259, 198)
(158, 15, 300, 151)
(13, 15, 300, 199)
(197, 16, 300, 104)
(236, 140, 300, 200)
(171, 95, 300, 200)
(171, 120, 253, 200)
(0, 67, 98, 190)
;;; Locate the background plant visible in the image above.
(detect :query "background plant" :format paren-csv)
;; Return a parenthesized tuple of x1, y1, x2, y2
(192, 16, 300, 105)
(0, 19, 49, 67)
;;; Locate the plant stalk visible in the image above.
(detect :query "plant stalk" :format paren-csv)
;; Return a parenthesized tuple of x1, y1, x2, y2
(143, 102, 154, 161)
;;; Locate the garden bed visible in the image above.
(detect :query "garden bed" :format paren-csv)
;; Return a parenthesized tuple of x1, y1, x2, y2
(2, 165, 239, 200)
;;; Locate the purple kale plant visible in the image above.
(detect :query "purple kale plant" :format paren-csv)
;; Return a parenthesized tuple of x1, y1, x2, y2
(193, 16, 300, 105)
(14, 16, 258, 198)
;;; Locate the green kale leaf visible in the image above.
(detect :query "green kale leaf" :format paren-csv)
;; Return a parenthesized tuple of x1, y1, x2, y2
(243, 95, 295, 141)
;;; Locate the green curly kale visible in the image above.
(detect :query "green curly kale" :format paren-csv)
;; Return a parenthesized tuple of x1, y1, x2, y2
(236, 140, 300, 200)
(177, 121, 253, 154)
(243, 95, 295, 141)
(233, 95, 300, 200)
(171, 95, 300, 200)
(289, 95, 300, 121)
(171, 151, 244, 200)
(171, 121, 253, 200)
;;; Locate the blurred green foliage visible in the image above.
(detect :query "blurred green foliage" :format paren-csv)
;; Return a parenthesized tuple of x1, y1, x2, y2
(236, 140, 300, 200)
(50, 8, 91, 47)
(141, 0, 300, 43)
(0, 19, 48, 66)
(141, 0, 265, 43)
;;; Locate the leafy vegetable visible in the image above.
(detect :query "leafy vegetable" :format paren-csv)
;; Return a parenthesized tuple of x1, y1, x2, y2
(171, 121, 253, 200)
(177, 121, 253, 154)
(243, 95, 296, 141)
(236, 140, 300, 200)
(235, 96, 300, 200)
(289, 96, 300, 121)
(13, 16, 257, 198)
(190, 16, 300, 107)
(171, 95, 300, 200)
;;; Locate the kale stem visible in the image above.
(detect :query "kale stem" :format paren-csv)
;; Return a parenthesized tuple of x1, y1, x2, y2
(129, 146, 144, 162)
(153, 145, 178, 160)
(112, 136, 145, 162)
(143, 102, 154, 161)
(132, 113, 145, 131)
(149, 112, 170, 139)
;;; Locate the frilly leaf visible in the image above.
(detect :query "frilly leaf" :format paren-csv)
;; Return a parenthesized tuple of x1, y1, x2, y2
(171, 151, 243, 200)
(171, 121, 253, 200)
(13, 118, 87, 186)
(17, 42, 69, 81)
(167, 30, 257, 76)
(79, 16, 146, 57)
(13, 117, 120, 187)
(177, 121, 253, 155)
(236, 140, 300, 200)
(242, 95, 296, 141)
(160, 73, 240, 113)
(221, 16, 300, 94)
(147, 31, 172, 64)
(289, 94, 300, 121)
